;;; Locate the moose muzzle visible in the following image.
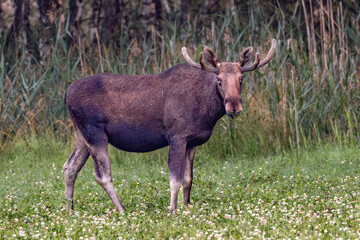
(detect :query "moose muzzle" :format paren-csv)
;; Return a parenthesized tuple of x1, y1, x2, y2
(224, 98, 243, 118)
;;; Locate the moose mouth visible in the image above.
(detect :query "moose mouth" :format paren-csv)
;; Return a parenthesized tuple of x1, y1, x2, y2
(226, 112, 239, 119)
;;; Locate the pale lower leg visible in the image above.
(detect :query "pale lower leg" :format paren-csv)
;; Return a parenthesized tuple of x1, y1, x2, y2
(167, 139, 187, 213)
(94, 174, 125, 212)
(91, 146, 125, 213)
(170, 178, 182, 212)
(63, 143, 89, 211)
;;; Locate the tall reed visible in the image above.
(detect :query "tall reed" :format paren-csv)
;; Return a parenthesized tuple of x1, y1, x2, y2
(0, 1, 358, 157)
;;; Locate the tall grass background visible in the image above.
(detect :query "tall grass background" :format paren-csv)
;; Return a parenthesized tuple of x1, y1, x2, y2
(0, 0, 359, 158)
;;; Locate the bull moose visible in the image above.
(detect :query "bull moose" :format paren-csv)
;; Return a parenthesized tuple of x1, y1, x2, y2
(63, 39, 277, 213)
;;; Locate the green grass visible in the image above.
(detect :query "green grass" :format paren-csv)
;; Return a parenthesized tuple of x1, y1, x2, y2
(1, 137, 359, 239)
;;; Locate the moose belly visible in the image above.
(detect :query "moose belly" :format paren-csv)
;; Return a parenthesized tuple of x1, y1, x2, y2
(186, 129, 213, 147)
(106, 124, 168, 153)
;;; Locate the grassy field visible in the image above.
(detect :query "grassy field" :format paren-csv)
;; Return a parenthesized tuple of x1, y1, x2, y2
(0, 137, 359, 239)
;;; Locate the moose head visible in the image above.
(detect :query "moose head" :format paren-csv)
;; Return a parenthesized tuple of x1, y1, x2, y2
(182, 39, 277, 118)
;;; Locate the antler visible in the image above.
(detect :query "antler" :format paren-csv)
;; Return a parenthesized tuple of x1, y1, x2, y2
(182, 47, 201, 68)
(181, 47, 218, 73)
(240, 39, 277, 73)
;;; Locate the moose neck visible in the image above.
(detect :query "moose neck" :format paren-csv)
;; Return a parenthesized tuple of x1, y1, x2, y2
(159, 64, 226, 129)
(213, 75, 227, 121)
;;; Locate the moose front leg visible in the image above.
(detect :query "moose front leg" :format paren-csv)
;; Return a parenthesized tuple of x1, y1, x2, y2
(182, 146, 196, 205)
(168, 139, 187, 213)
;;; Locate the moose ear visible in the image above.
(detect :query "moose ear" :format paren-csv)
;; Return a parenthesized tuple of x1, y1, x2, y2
(238, 46, 254, 67)
(203, 46, 220, 68)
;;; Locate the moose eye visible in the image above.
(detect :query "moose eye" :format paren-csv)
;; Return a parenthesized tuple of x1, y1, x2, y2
(240, 76, 245, 84)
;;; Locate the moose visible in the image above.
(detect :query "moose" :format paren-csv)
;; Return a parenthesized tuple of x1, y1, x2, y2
(63, 39, 277, 213)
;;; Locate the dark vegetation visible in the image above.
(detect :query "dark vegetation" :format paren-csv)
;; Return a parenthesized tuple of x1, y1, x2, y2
(0, 0, 359, 156)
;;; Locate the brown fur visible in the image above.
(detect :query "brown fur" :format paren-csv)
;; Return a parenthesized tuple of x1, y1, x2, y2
(63, 40, 277, 213)
(63, 64, 226, 213)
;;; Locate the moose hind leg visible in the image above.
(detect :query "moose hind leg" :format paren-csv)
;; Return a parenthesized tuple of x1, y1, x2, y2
(63, 136, 90, 211)
(168, 139, 187, 212)
(88, 143, 125, 213)
(182, 146, 196, 205)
